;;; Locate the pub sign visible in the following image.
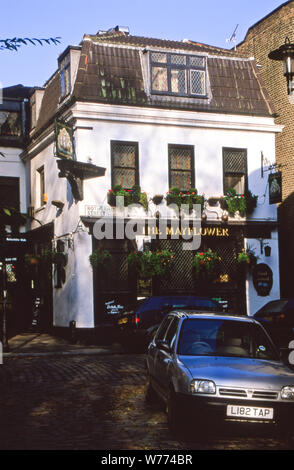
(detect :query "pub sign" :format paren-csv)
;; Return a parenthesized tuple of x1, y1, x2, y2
(55, 120, 74, 159)
(269, 172, 282, 204)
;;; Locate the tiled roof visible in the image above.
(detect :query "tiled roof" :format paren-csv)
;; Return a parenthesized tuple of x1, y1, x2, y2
(32, 32, 275, 136)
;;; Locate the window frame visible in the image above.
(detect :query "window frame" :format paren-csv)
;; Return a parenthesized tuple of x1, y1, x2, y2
(150, 51, 207, 98)
(36, 166, 45, 208)
(168, 143, 195, 191)
(60, 54, 71, 100)
(111, 140, 139, 190)
(222, 147, 248, 195)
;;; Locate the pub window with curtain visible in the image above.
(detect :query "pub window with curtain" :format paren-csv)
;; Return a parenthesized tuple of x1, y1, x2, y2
(111, 141, 139, 189)
(223, 148, 247, 194)
(168, 144, 195, 191)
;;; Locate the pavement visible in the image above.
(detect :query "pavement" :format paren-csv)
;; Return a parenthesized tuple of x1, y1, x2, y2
(2, 331, 124, 357)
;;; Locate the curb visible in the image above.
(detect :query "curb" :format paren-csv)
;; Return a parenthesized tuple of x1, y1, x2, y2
(2, 347, 125, 358)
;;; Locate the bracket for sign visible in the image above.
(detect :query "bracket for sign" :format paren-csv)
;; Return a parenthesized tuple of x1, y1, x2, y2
(261, 151, 284, 178)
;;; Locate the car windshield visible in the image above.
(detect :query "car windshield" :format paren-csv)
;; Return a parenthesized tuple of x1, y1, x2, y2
(177, 318, 279, 360)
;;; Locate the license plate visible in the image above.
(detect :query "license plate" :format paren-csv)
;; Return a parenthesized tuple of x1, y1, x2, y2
(118, 317, 128, 325)
(226, 405, 274, 420)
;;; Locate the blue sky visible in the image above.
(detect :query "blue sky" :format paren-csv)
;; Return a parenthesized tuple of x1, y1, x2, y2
(0, 0, 288, 88)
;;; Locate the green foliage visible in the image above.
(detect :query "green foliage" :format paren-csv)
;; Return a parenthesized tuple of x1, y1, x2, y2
(192, 249, 221, 279)
(221, 188, 257, 216)
(127, 250, 174, 279)
(89, 249, 112, 268)
(165, 187, 204, 212)
(237, 247, 258, 267)
(107, 184, 148, 210)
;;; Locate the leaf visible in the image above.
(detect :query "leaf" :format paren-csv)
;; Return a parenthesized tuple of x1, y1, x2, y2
(3, 208, 11, 216)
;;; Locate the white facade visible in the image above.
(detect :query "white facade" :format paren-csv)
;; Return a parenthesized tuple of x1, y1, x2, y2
(22, 100, 282, 326)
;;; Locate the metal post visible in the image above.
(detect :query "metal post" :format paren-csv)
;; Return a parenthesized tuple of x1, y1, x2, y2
(1, 262, 9, 352)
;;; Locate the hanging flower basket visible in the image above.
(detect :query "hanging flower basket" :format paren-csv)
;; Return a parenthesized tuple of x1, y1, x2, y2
(237, 248, 258, 268)
(24, 253, 40, 266)
(89, 249, 112, 268)
(127, 250, 174, 279)
(152, 194, 164, 205)
(192, 249, 221, 281)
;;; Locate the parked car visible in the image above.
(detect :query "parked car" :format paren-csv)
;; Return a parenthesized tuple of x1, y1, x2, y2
(146, 311, 294, 437)
(115, 295, 222, 352)
(253, 299, 294, 348)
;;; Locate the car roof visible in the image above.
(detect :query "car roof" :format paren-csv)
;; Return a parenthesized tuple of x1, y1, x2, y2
(254, 299, 294, 315)
(168, 310, 256, 323)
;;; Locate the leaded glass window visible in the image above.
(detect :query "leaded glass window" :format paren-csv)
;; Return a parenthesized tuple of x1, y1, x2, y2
(150, 52, 207, 97)
(168, 145, 195, 191)
(60, 54, 71, 98)
(223, 148, 247, 194)
(111, 141, 139, 189)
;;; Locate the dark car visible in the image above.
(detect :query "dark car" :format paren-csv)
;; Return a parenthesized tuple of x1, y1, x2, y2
(146, 311, 294, 437)
(253, 299, 294, 348)
(115, 295, 222, 352)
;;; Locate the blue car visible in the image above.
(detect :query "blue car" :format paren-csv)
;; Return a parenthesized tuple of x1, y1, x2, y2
(116, 295, 223, 352)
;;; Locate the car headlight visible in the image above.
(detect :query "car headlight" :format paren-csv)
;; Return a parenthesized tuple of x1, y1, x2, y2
(190, 379, 216, 395)
(281, 386, 294, 400)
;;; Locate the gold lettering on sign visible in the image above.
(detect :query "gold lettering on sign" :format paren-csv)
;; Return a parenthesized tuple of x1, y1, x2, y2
(141, 224, 231, 237)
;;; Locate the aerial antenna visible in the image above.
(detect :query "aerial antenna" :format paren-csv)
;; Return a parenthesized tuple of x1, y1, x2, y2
(226, 24, 239, 51)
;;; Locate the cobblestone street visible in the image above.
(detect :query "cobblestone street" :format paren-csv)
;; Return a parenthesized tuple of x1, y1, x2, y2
(0, 352, 293, 451)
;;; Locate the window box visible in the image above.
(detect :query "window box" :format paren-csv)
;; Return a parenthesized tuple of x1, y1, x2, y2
(107, 185, 148, 210)
(165, 187, 204, 212)
(220, 188, 257, 216)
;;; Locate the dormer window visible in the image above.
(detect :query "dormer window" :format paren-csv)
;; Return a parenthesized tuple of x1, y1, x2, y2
(60, 54, 71, 98)
(150, 51, 207, 97)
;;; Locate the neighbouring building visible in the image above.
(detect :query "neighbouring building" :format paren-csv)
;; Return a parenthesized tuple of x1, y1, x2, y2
(237, 0, 294, 299)
(0, 84, 33, 335)
(12, 27, 283, 341)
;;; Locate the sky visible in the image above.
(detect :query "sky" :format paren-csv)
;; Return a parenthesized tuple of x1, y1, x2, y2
(0, 0, 289, 88)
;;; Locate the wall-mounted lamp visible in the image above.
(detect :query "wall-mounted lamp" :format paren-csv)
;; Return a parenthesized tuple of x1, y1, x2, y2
(259, 239, 271, 257)
(268, 37, 294, 95)
(264, 245, 271, 257)
(52, 200, 65, 210)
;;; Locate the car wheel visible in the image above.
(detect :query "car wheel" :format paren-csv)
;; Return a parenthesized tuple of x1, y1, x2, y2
(167, 388, 184, 436)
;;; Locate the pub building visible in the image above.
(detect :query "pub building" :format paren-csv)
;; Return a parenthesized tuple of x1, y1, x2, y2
(17, 27, 281, 341)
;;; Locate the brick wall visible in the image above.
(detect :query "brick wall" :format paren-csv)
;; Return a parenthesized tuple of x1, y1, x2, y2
(237, 1, 294, 297)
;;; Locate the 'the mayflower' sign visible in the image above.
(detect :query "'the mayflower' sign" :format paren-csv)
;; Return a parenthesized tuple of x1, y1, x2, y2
(55, 120, 74, 159)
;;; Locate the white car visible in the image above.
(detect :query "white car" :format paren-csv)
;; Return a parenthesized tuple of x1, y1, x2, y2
(146, 311, 294, 437)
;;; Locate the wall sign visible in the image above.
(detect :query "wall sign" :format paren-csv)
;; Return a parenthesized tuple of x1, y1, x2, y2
(269, 172, 282, 204)
(105, 299, 125, 315)
(252, 263, 273, 297)
(55, 121, 74, 159)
